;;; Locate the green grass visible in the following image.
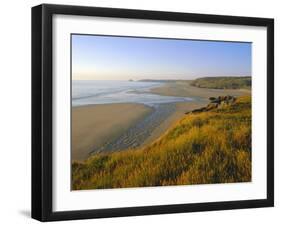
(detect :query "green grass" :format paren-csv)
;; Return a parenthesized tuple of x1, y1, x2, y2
(190, 76, 251, 89)
(72, 96, 251, 190)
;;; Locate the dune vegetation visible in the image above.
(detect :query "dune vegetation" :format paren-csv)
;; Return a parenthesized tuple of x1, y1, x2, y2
(190, 76, 251, 89)
(72, 95, 251, 190)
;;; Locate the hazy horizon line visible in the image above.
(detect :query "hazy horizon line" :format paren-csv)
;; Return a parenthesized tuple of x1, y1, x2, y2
(72, 75, 251, 81)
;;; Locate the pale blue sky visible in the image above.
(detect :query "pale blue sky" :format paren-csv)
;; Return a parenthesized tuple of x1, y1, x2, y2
(72, 34, 251, 80)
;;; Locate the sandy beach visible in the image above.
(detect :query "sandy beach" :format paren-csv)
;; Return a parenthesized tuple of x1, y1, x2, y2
(72, 81, 251, 161)
(72, 103, 152, 161)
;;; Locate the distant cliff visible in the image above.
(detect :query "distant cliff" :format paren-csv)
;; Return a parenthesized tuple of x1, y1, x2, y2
(190, 76, 251, 89)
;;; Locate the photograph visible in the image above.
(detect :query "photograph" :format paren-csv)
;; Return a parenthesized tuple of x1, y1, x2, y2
(30, 3, 274, 221)
(71, 34, 252, 190)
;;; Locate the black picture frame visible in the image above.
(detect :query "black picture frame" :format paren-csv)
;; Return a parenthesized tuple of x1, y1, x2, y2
(32, 4, 274, 222)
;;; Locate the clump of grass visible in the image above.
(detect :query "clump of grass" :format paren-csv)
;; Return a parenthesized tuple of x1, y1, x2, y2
(72, 96, 252, 190)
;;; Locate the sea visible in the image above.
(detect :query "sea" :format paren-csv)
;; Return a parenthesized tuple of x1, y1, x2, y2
(72, 80, 192, 107)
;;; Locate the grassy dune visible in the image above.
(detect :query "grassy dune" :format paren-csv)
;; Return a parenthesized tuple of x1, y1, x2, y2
(72, 96, 251, 190)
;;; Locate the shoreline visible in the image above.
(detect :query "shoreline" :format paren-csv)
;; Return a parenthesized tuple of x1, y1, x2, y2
(149, 80, 250, 100)
(90, 101, 205, 154)
(72, 100, 206, 161)
(72, 81, 251, 161)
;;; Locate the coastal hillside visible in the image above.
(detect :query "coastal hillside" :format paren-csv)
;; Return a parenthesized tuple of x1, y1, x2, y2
(72, 95, 251, 190)
(190, 76, 251, 89)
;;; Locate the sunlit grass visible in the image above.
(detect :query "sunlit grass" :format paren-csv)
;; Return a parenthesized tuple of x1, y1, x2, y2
(72, 96, 251, 190)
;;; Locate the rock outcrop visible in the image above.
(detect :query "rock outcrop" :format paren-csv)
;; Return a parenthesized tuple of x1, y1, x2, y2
(186, 95, 236, 114)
